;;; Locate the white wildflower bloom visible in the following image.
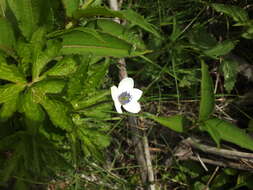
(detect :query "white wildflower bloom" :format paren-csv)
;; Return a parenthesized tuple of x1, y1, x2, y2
(111, 77, 143, 114)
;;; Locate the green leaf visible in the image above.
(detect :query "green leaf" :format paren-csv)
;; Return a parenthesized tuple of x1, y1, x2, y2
(212, 3, 249, 23)
(61, 0, 79, 17)
(1, 143, 22, 182)
(0, 83, 25, 104)
(66, 56, 89, 100)
(33, 79, 66, 94)
(73, 6, 123, 19)
(19, 90, 45, 122)
(72, 90, 110, 110)
(40, 97, 73, 131)
(0, 93, 19, 121)
(221, 58, 238, 92)
(0, 57, 27, 83)
(121, 9, 161, 38)
(44, 56, 77, 77)
(199, 60, 214, 121)
(203, 40, 236, 59)
(32, 40, 61, 81)
(96, 20, 145, 50)
(0, 18, 16, 50)
(242, 25, 253, 39)
(202, 118, 253, 151)
(60, 30, 149, 57)
(7, 0, 42, 39)
(146, 113, 185, 132)
(73, 6, 160, 38)
(188, 27, 217, 50)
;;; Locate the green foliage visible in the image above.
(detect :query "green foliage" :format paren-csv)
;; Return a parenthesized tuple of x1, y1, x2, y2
(146, 113, 185, 132)
(0, 18, 15, 51)
(220, 57, 238, 92)
(201, 117, 253, 151)
(211, 3, 249, 23)
(199, 60, 214, 121)
(61, 0, 79, 17)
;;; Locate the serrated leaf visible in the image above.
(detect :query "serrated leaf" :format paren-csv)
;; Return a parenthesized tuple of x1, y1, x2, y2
(202, 118, 253, 151)
(40, 97, 73, 131)
(61, 0, 79, 17)
(66, 56, 89, 100)
(146, 113, 185, 132)
(0, 83, 25, 104)
(32, 40, 61, 81)
(203, 40, 236, 59)
(7, 0, 42, 39)
(33, 79, 66, 94)
(44, 56, 77, 77)
(0, 57, 26, 83)
(0, 18, 16, 50)
(60, 30, 149, 57)
(1, 143, 22, 182)
(19, 90, 45, 122)
(0, 93, 19, 121)
(212, 3, 249, 23)
(199, 60, 214, 121)
(221, 58, 238, 92)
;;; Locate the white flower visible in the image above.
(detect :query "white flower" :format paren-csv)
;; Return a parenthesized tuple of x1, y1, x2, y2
(111, 77, 143, 114)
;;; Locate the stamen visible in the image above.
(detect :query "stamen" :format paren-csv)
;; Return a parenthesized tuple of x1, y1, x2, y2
(118, 91, 132, 105)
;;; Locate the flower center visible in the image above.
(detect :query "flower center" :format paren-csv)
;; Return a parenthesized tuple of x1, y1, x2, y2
(118, 91, 132, 105)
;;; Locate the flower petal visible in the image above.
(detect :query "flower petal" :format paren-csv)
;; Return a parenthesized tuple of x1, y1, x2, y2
(123, 101, 141, 113)
(114, 100, 123, 113)
(118, 77, 134, 92)
(111, 86, 119, 102)
(131, 88, 143, 101)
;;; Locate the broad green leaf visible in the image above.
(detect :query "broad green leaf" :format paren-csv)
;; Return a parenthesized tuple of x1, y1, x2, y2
(44, 56, 77, 77)
(61, 0, 79, 17)
(121, 9, 161, 38)
(146, 113, 185, 132)
(66, 56, 89, 100)
(0, 83, 25, 104)
(16, 40, 32, 76)
(73, 6, 160, 38)
(221, 58, 238, 92)
(1, 143, 22, 182)
(96, 20, 145, 49)
(212, 3, 249, 23)
(242, 25, 253, 39)
(19, 90, 45, 122)
(32, 40, 61, 81)
(0, 18, 15, 50)
(0, 93, 19, 121)
(199, 61, 214, 121)
(0, 57, 26, 83)
(73, 6, 123, 19)
(60, 30, 149, 57)
(7, 0, 42, 39)
(40, 97, 73, 131)
(203, 40, 236, 59)
(188, 27, 217, 50)
(72, 90, 110, 110)
(79, 102, 112, 119)
(33, 79, 66, 94)
(202, 118, 253, 151)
